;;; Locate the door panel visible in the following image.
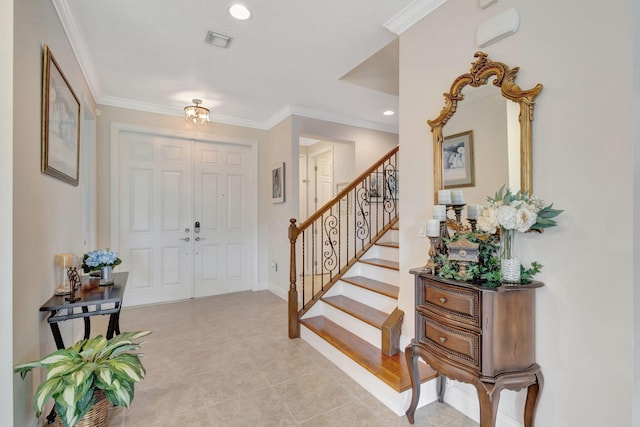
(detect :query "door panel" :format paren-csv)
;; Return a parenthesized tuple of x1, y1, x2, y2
(120, 132, 193, 305)
(193, 142, 253, 297)
(119, 132, 255, 305)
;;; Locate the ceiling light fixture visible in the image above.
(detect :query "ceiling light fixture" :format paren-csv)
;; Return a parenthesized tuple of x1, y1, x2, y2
(184, 99, 210, 124)
(229, 4, 251, 20)
(383, 110, 395, 116)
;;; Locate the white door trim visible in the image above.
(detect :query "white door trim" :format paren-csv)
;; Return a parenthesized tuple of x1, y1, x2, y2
(110, 122, 259, 292)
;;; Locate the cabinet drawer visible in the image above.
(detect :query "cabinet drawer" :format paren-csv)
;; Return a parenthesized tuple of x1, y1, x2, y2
(422, 279, 480, 327)
(422, 316, 480, 371)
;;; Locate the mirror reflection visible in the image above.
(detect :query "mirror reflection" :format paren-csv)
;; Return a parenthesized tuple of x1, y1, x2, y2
(443, 85, 521, 206)
(429, 51, 543, 208)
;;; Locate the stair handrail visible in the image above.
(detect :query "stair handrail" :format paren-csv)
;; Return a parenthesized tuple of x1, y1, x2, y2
(289, 145, 399, 338)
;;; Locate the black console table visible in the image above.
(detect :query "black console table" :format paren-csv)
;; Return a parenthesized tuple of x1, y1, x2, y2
(39, 272, 128, 350)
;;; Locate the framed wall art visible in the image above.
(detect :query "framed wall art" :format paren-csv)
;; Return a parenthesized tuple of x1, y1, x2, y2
(272, 162, 285, 203)
(336, 182, 351, 212)
(41, 44, 81, 186)
(443, 130, 475, 189)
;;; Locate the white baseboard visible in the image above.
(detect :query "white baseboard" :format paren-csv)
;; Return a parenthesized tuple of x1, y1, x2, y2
(301, 324, 438, 416)
(444, 380, 523, 427)
(267, 283, 288, 301)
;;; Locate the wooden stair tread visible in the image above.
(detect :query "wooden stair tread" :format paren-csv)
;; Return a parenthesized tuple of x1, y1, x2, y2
(301, 316, 437, 392)
(322, 295, 387, 329)
(360, 258, 399, 271)
(342, 276, 399, 299)
(377, 241, 399, 248)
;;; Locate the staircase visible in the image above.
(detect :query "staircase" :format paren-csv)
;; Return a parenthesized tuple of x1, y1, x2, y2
(288, 147, 438, 415)
(298, 223, 438, 415)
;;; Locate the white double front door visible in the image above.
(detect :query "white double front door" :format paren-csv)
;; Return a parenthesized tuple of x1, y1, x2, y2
(117, 130, 256, 306)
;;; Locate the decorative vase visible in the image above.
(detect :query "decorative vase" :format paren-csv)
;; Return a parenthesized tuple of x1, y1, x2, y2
(100, 266, 113, 285)
(500, 228, 520, 284)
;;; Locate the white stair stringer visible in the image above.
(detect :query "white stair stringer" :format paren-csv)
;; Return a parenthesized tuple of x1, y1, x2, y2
(301, 323, 438, 416)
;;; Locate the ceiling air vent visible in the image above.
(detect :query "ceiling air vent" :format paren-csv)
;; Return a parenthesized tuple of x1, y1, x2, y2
(205, 30, 232, 48)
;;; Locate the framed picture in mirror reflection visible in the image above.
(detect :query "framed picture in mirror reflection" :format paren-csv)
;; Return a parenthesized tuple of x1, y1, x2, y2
(443, 130, 475, 189)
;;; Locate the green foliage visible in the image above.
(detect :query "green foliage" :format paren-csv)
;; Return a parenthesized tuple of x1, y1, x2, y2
(14, 331, 150, 427)
(437, 230, 543, 287)
(488, 185, 563, 231)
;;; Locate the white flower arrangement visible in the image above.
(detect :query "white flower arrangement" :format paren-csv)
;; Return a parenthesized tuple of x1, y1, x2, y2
(477, 186, 562, 234)
(82, 249, 122, 273)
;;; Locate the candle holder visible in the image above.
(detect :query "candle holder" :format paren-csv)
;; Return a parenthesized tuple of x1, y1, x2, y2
(65, 267, 81, 303)
(468, 218, 477, 232)
(424, 235, 441, 273)
(437, 220, 449, 255)
(447, 203, 466, 224)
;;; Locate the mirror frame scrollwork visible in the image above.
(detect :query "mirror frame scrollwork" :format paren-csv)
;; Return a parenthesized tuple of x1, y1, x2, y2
(428, 51, 543, 202)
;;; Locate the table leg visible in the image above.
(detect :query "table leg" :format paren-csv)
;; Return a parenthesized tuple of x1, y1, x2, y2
(49, 322, 65, 350)
(524, 370, 543, 427)
(436, 374, 447, 403)
(82, 306, 90, 339)
(477, 383, 500, 427)
(404, 344, 419, 424)
(107, 312, 120, 339)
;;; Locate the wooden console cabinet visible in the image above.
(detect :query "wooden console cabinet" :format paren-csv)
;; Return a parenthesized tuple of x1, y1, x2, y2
(405, 269, 543, 426)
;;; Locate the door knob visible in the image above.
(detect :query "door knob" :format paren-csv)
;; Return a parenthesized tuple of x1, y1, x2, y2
(195, 237, 205, 242)
(180, 237, 190, 242)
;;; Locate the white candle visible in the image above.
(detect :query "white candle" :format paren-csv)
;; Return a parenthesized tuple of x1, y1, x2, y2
(438, 190, 452, 205)
(426, 219, 440, 237)
(467, 204, 480, 219)
(451, 189, 464, 204)
(433, 205, 447, 221)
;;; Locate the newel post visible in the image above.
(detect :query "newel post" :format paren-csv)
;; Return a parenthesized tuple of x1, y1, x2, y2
(288, 218, 300, 338)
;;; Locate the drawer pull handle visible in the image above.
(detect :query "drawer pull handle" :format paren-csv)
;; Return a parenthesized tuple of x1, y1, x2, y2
(439, 297, 447, 304)
(439, 337, 447, 343)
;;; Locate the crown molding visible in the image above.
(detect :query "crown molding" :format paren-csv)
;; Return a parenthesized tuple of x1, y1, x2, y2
(51, 0, 102, 101)
(268, 105, 399, 134)
(99, 96, 270, 130)
(384, 0, 449, 35)
(52, 0, 398, 134)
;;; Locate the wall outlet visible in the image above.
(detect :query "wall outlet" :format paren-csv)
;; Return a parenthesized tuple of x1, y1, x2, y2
(271, 261, 278, 272)
(417, 221, 427, 238)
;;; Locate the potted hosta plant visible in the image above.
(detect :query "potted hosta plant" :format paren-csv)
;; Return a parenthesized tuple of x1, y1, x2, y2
(14, 331, 150, 427)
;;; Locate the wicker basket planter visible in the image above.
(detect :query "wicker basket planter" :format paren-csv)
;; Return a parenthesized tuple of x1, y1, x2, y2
(57, 390, 110, 427)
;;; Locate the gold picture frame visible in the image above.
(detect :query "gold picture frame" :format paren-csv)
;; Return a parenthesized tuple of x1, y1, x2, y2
(41, 45, 81, 186)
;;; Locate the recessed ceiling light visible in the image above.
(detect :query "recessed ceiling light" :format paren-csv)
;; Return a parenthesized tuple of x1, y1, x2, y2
(383, 110, 395, 116)
(229, 4, 251, 20)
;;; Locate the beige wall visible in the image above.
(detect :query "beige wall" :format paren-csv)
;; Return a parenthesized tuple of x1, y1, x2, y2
(265, 116, 398, 299)
(399, 0, 633, 425)
(1, 0, 14, 422)
(12, 0, 97, 425)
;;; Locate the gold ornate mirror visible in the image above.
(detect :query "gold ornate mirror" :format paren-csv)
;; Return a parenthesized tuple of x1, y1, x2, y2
(429, 52, 543, 203)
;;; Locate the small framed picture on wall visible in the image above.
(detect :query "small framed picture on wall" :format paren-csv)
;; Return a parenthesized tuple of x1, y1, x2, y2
(272, 162, 285, 203)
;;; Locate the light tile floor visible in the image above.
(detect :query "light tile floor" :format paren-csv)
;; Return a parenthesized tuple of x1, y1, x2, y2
(104, 290, 478, 427)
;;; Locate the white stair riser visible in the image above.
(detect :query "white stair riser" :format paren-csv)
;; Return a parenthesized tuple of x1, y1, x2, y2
(351, 262, 399, 286)
(326, 281, 397, 314)
(318, 301, 382, 349)
(301, 324, 438, 416)
(366, 245, 399, 262)
(382, 228, 399, 243)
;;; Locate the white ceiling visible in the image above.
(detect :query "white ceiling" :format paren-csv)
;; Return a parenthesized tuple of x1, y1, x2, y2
(54, 0, 445, 132)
